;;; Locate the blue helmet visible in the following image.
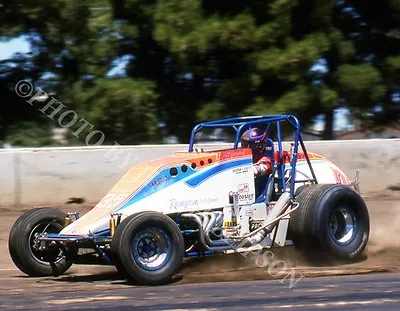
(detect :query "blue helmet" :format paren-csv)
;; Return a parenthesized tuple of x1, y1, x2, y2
(240, 128, 267, 154)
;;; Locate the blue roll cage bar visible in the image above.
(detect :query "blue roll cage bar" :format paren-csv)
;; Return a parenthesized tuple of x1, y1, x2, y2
(188, 114, 318, 198)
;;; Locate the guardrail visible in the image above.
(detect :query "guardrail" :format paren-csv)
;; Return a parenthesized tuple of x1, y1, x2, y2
(1, 139, 399, 207)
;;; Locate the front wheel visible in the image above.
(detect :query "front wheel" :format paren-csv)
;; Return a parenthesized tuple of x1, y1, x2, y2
(289, 184, 369, 260)
(111, 212, 184, 285)
(8, 208, 73, 276)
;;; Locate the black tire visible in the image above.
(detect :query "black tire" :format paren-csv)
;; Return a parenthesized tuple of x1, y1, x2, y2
(286, 185, 309, 241)
(8, 208, 73, 276)
(111, 213, 145, 279)
(289, 184, 369, 260)
(111, 212, 184, 285)
(294, 184, 309, 197)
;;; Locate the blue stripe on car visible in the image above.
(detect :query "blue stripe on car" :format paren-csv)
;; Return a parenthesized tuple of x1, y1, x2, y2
(184, 158, 252, 187)
(116, 165, 197, 211)
(116, 157, 252, 211)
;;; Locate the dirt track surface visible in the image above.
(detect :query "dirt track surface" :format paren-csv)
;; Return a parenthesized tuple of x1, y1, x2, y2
(1, 190, 400, 287)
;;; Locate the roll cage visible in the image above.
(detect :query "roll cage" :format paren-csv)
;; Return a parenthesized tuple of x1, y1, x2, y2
(188, 115, 318, 200)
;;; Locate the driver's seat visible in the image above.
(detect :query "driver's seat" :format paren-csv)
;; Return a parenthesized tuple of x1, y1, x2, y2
(255, 138, 276, 203)
(263, 138, 275, 166)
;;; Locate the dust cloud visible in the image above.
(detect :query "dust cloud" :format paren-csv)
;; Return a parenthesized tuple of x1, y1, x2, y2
(2, 189, 400, 285)
(179, 189, 400, 284)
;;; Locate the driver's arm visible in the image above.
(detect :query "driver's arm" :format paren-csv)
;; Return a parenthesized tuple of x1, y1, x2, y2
(253, 156, 272, 177)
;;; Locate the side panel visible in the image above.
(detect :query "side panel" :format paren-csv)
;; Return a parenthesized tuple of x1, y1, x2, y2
(294, 152, 351, 185)
(119, 157, 255, 215)
(61, 149, 255, 235)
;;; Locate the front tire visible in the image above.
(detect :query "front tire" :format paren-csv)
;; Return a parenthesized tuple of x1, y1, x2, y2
(111, 212, 184, 285)
(8, 208, 73, 276)
(289, 184, 369, 260)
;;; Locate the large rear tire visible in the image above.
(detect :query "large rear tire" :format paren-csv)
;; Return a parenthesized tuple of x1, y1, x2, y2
(111, 212, 184, 285)
(8, 208, 73, 276)
(289, 184, 369, 260)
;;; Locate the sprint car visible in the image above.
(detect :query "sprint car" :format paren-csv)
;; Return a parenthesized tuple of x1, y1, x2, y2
(9, 115, 369, 285)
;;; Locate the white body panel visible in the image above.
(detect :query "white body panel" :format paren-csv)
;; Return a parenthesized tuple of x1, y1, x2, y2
(61, 150, 352, 237)
(61, 150, 256, 235)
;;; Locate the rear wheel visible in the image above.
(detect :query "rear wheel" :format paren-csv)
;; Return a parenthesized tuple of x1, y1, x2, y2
(289, 184, 369, 260)
(111, 212, 184, 285)
(8, 208, 73, 276)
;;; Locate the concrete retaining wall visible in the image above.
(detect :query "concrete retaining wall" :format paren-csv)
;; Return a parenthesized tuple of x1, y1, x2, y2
(1, 139, 399, 207)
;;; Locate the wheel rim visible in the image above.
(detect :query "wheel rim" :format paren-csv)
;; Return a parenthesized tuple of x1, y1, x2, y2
(29, 220, 64, 264)
(329, 207, 356, 245)
(132, 227, 172, 271)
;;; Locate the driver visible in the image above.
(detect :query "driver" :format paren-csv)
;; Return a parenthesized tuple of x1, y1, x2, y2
(240, 128, 272, 177)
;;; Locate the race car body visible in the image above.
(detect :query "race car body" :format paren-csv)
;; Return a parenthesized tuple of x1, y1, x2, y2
(61, 149, 351, 237)
(61, 149, 255, 235)
(9, 115, 369, 285)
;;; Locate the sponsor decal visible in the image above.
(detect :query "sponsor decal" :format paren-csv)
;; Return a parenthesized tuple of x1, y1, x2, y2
(151, 175, 169, 187)
(336, 172, 343, 184)
(143, 187, 156, 197)
(244, 208, 254, 217)
(237, 183, 254, 201)
(233, 166, 250, 174)
(97, 193, 129, 208)
(169, 197, 219, 210)
(238, 183, 249, 192)
(349, 232, 368, 258)
(238, 193, 254, 201)
(220, 149, 250, 161)
(297, 152, 325, 161)
(224, 221, 236, 227)
(331, 167, 349, 184)
(229, 182, 255, 203)
(144, 174, 170, 196)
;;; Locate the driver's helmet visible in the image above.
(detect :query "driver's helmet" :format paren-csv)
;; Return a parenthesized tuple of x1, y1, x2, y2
(240, 128, 268, 155)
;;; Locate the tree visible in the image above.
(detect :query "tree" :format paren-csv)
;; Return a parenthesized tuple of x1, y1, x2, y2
(0, 0, 161, 145)
(70, 78, 159, 144)
(139, 0, 335, 138)
(319, 0, 399, 134)
(350, 0, 400, 125)
(1, 0, 398, 145)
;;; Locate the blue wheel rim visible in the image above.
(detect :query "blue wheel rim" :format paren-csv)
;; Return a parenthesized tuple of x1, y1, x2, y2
(132, 227, 172, 271)
(329, 207, 357, 245)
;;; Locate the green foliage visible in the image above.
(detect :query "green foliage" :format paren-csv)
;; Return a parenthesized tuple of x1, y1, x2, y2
(0, 0, 399, 145)
(335, 64, 386, 107)
(70, 78, 159, 144)
(5, 121, 61, 147)
(273, 85, 314, 113)
(196, 100, 224, 122)
(319, 87, 338, 110)
(384, 56, 400, 84)
(242, 97, 275, 116)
